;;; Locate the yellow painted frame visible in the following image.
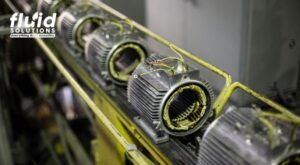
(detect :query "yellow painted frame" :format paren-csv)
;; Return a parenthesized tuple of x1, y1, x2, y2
(89, 0, 233, 114)
(89, 0, 295, 118)
(29, 0, 298, 164)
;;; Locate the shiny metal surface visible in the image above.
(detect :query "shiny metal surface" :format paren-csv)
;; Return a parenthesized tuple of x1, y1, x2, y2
(85, 21, 147, 85)
(37, 0, 71, 16)
(128, 53, 214, 137)
(4, 0, 298, 164)
(57, 2, 106, 53)
(199, 107, 300, 165)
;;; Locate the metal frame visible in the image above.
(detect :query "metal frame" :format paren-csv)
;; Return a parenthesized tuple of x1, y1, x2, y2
(89, 0, 292, 119)
(35, 38, 155, 165)
(4, 0, 297, 164)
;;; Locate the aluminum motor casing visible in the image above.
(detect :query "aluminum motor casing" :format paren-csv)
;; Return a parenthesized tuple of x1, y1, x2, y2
(127, 54, 214, 136)
(57, 3, 106, 52)
(13, 0, 38, 15)
(85, 22, 147, 85)
(198, 108, 300, 165)
(37, 0, 71, 16)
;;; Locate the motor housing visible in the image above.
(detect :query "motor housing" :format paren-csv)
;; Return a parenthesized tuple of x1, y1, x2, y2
(57, 3, 106, 53)
(198, 107, 300, 165)
(128, 53, 214, 136)
(85, 21, 147, 85)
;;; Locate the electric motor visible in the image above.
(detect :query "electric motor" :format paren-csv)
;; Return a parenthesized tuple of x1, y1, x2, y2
(198, 108, 300, 165)
(14, 0, 38, 14)
(85, 22, 147, 85)
(37, 0, 72, 16)
(57, 3, 106, 52)
(127, 54, 214, 136)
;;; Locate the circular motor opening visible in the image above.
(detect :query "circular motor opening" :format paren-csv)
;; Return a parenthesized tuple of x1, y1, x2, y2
(76, 18, 102, 48)
(163, 84, 209, 133)
(109, 43, 146, 82)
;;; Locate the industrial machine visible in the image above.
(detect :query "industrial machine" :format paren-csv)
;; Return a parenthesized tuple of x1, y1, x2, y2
(128, 53, 214, 141)
(199, 107, 300, 165)
(57, 2, 106, 53)
(85, 21, 148, 85)
(0, 0, 299, 165)
(37, 0, 72, 16)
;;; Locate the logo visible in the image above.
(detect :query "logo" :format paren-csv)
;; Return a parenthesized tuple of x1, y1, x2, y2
(10, 12, 56, 38)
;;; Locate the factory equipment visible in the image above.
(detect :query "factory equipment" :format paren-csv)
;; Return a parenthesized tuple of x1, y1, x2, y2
(37, 0, 71, 16)
(1, 0, 300, 164)
(57, 3, 106, 53)
(85, 21, 147, 85)
(12, 0, 38, 14)
(198, 107, 300, 165)
(128, 53, 214, 141)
